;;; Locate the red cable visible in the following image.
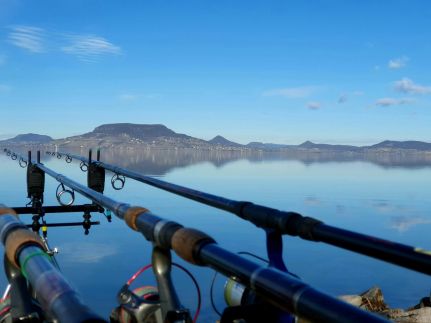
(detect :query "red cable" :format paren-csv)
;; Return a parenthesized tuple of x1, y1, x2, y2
(0, 306, 10, 318)
(126, 264, 153, 286)
(126, 263, 201, 322)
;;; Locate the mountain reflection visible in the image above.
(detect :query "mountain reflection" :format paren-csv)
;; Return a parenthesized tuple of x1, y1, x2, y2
(40, 148, 431, 176)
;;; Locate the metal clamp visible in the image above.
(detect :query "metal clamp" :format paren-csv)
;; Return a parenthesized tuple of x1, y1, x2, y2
(111, 174, 126, 190)
(56, 184, 75, 206)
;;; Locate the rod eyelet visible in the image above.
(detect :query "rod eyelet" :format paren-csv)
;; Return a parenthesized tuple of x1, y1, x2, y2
(111, 174, 126, 190)
(56, 183, 75, 206)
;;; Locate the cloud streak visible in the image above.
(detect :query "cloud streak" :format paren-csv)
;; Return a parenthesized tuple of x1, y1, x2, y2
(0, 84, 11, 93)
(119, 93, 140, 102)
(62, 35, 121, 61)
(337, 91, 363, 104)
(262, 86, 317, 98)
(394, 78, 431, 95)
(388, 56, 409, 69)
(307, 101, 321, 110)
(7, 25, 121, 62)
(8, 25, 45, 53)
(338, 94, 348, 103)
(375, 97, 414, 107)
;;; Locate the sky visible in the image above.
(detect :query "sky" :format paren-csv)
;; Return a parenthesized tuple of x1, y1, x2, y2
(0, 0, 430, 145)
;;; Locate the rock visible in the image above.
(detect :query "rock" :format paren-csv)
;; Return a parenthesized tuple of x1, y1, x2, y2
(339, 295, 363, 307)
(339, 287, 431, 322)
(360, 286, 388, 312)
(387, 307, 431, 322)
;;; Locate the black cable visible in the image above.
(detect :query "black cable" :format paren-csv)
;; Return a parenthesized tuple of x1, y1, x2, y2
(209, 271, 222, 317)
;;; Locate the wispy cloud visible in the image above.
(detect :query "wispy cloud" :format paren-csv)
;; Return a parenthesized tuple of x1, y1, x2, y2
(388, 56, 409, 69)
(390, 216, 431, 232)
(375, 97, 414, 107)
(338, 94, 348, 104)
(119, 93, 139, 102)
(118, 93, 160, 102)
(0, 84, 11, 93)
(394, 78, 431, 95)
(338, 91, 363, 104)
(307, 101, 321, 110)
(62, 35, 121, 61)
(7, 25, 121, 62)
(262, 86, 317, 98)
(8, 25, 45, 53)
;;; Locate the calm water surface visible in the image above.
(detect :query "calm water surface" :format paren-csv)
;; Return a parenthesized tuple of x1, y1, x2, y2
(0, 150, 430, 321)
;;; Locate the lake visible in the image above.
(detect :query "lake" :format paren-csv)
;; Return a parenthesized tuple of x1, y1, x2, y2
(0, 149, 430, 321)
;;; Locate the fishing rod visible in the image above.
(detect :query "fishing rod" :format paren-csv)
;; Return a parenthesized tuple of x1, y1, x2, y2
(53, 150, 431, 276)
(35, 152, 388, 323)
(0, 205, 105, 322)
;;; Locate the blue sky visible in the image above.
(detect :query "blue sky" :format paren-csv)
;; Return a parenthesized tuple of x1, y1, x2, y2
(0, 0, 430, 145)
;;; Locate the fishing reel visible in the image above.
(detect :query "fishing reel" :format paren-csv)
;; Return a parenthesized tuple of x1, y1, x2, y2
(111, 284, 162, 323)
(221, 278, 295, 323)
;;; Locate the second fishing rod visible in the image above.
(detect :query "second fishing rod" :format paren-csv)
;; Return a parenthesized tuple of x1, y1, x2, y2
(53, 150, 431, 276)
(36, 151, 388, 323)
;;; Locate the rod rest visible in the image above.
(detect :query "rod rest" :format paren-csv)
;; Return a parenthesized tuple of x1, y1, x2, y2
(237, 202, 323, 240)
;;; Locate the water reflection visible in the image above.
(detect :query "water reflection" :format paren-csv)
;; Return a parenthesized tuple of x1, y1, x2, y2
(0, 148, 430, 320)
(38, 147, 431, 176)
(390, 216, 431, 232)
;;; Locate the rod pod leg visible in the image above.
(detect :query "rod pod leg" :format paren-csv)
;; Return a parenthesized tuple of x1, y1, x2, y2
(3, 255, 39, 321)
(151, 245, 191, 322)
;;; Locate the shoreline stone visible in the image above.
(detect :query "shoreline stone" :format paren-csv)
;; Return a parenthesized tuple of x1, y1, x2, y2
(340, 286, 431, 322)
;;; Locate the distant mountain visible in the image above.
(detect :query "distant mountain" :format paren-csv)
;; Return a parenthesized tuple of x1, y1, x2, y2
(208, 135, 242, 147)
(83, 123, 190, 140)
(298, 141, 360, 151)
(369, 140, 431, 151)
(1, 133, 53, 144)
(56, 123, 207, 149)
(1, 124, 430, 153)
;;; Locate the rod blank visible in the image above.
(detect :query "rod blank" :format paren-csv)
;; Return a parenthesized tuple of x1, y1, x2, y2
(57, 151, 431, 276)
(31, 160, 387, 323)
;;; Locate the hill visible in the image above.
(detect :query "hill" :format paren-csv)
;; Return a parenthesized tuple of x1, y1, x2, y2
(1, 124, 430, 153)
(1, 133, 53, 144)
(208, 135, 242, 147)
